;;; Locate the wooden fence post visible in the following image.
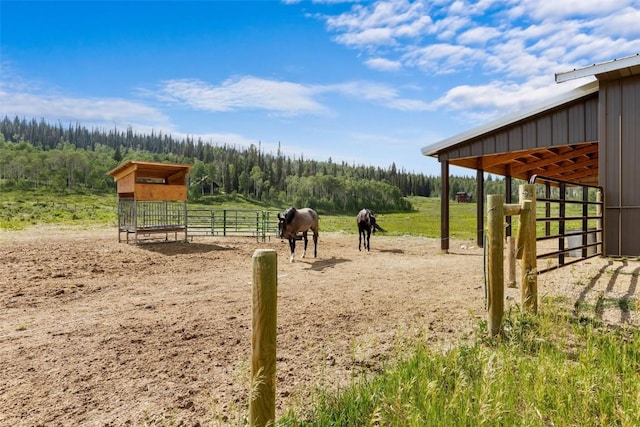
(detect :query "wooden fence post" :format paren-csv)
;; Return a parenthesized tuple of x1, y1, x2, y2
(487, 194, 504, 337)
(506, 236, 516, 288)
(250, 249, 277, 426)
(518, 184, 537, 313)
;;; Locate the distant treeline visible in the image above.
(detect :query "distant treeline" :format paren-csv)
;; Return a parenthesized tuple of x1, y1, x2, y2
(0, 116, 507, 212)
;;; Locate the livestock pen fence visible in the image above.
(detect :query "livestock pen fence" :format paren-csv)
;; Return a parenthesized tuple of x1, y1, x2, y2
(116, 199, 280, 243)
(187, 208, 280, 241)
(486, 177, 604, 337)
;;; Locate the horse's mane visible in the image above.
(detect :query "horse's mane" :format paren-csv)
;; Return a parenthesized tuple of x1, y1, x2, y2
(283, 207, 297, 224)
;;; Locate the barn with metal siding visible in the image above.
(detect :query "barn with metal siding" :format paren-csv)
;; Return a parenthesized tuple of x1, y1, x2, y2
(422, 54, 640, 257)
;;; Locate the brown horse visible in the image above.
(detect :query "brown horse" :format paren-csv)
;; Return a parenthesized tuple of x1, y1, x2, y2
(278, 207, 319, 262)
(357, 208, 384, 251)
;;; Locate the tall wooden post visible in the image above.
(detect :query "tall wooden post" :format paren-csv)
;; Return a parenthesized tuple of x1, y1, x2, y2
(506, 236, 516, 288)
(487, 194, 504, 337)
(518, 184, 537, 313)
(477, 168, 485, 248)
(250, 249, 277, 426)
(440, 160, 450, 253)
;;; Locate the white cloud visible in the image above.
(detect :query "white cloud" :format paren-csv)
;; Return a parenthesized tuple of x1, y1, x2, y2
(457, 26, 501, 45)
(326, 0, 433, 47)
(156, 76, 328, 116)
(153, 76, 431, 115)
(402, 43, 485, 74)
(365, 57, 402, 71)
(517, 0, 634, 20)
(315, 0, 640, 123)
(0, 85, 168, 126)
(590, 7, 640, 38)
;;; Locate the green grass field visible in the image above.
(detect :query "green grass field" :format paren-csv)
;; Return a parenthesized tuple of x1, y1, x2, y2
(0, 190, 479, 240)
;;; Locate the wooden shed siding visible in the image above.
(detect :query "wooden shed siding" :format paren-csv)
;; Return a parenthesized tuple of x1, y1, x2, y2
(134, 183, 187, 202)
(117, 173, 135, 194)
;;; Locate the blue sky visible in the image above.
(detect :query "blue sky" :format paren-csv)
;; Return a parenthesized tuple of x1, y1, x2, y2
(1, 1, 639, 176)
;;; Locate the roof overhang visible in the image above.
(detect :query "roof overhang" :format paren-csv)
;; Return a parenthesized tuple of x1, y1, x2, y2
(555, 53, 640, 83)
(421, 80, 599, 158)
(108, 160, 192, 181)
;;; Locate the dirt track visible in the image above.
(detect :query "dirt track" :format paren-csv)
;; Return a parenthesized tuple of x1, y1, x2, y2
(1, 226, 637, 425)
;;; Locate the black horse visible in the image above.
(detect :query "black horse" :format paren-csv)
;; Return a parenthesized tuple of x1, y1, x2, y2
(277, 207, 319, 262)
(357, 208, 384, 251)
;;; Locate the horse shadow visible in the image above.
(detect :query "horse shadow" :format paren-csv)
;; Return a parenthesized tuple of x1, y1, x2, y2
(377, 248, 404, 254)
(301, 257, 351, 271)
(138, 242, 233, 256)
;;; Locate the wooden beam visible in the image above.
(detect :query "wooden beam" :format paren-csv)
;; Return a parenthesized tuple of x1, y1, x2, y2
(511, 144, 597, 175)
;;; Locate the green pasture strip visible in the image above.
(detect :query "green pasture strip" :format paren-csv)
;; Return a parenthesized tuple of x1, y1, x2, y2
(0, 190, 118, 230)
(321, 197, 477, 241)
(1, 192, 480, 240)
(0, 190, 600, 243)
(279, 297, 640, 426)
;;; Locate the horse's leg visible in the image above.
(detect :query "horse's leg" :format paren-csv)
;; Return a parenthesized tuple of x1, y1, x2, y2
(301, 231, 308, 259)
(313, 231, 318, 258)
(366, 229, 371, 251)
(358, 228, 363, 251)
(288, 237, 295, 263)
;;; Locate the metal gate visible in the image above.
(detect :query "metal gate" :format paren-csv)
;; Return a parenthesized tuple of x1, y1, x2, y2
(187, 209, 280, 242)
(530, 175, 604, 274)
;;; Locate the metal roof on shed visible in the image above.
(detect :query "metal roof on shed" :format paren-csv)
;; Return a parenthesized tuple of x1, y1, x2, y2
(420, 55, 640, 185)
(421, 80, 599, 158)
(107, 160, 191, 181)
(555, 53, 640, 83)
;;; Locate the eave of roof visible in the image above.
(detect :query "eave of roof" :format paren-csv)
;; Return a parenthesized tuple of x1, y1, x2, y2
(421, 80, 599, 157)
(555, 53, 640, 83)
(107, 160, 191, 180)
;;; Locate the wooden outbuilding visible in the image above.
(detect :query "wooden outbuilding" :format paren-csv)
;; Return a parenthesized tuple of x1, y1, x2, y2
(422, 54, 640, 257)
(108, 160, 191, 243)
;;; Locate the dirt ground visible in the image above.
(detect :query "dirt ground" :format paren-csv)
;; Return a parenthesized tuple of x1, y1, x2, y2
(1, 226, 638, 426)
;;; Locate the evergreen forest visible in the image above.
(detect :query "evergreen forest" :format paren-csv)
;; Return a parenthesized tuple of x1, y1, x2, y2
(0, 116, 507, 213)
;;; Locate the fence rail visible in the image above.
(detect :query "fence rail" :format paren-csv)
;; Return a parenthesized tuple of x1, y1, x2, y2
(529, 175, 603, 274)
(187, 209, 280, 242)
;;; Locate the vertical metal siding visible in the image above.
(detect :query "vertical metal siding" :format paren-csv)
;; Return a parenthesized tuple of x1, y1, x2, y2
(568, 103, 586, 144)
(602, 80, 622, 255)
(509, 127, 523, 151)
(621, 76, 640, 207)
(536, 115, 552, 145)
(495, 132, 509, 152)
(522, 121, 537, 148)
(585, 97, 598, 141)
(551, 110, 569, 146)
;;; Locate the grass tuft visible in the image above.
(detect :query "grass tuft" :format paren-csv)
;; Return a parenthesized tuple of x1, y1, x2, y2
(279, 297, 640, 426)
